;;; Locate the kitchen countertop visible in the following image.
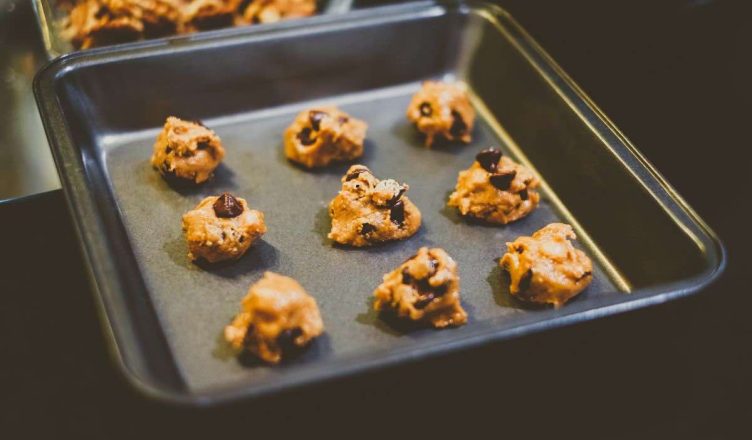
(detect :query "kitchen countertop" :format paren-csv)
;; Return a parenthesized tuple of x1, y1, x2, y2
(1, 0, 749, 438)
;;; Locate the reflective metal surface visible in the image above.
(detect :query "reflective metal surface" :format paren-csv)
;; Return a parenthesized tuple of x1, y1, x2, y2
(0, 0, 59, 201)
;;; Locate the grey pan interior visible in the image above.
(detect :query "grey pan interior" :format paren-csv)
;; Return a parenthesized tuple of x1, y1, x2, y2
(34, 1, 724, 405)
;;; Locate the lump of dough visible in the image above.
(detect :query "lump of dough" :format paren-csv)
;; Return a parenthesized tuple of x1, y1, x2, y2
(448, 147, 540, 224)
(182, 193, 266, 263)
(241, 0, 316, 24)
(500, 223, 593, 308)
(151, 116, 225, 184)
(373, 247, 467, 328)
(284, 106, 367, 169)
(224, 272, 325, 364)
(406, 81, 475, 147)
(328, 165, 421, 247)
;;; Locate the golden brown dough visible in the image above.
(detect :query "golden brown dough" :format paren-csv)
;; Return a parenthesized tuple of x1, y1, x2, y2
(283, 106, 367, 169)
(328, 165, 421, 247)
(448, 148, 540, 224)
(500, 223, 593, 308)
(406, 81, 475, 147)
(182, 193, 266, 263)
(241, 0, 315, 24)
(373, 247, 467, 328)
(224, 272, 324, 364)
(151, 116, 225, 184)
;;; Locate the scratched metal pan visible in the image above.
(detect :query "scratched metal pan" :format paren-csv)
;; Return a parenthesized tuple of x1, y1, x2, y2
(34, 0, 724, 405)
(32, 0, 353, 58)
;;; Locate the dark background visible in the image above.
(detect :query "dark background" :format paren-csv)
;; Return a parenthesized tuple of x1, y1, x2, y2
(1, 0, 750, 438)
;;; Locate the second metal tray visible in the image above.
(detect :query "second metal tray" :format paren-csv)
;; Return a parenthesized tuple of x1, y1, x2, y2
(34, 1, 724, 405)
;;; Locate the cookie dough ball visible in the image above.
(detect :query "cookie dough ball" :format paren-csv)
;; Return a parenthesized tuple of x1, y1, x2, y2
(328, 165, 421, 247)
(374, 247, 467, 328)
(182, 0, 240, 31)
(500, 223, 593, 308)
(242, 0, 316, 24)
(284, 106, 367, 169)
(64, 0, 144, 49)
(448, 148, 540, 224)
(406, 81, 475, 147)
(224, 272, 325, 364)
(151, 116, 225, 184)
(182, 193, 266, 263)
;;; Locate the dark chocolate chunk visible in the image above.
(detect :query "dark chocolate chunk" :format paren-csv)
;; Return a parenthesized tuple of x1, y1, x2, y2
(490, 171, 517, 191)
(519, 188, 529, 201)
(164, 146, 173, 154)
(213, 193, 244, 218)
(298, 127, 316, 146)
(387, 186, 407, 207)
(277, 327, 303, 353)
(475, 148, 502, 173)
(309, 110, 327, 131)
(401, 269, 413, 285)
(413, 293, 436, 310)
(519, 269, 533, 292)
(94, 5, 112, 19)
(345, 167, 369, 181)
(419, 102, 432, 117)
(360, 223, 376, 236)
(390, 200, 405, 225)
(449, 110, 467, 138)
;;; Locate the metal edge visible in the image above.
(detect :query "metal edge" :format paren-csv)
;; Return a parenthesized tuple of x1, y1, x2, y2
(32, 0, 727, 406)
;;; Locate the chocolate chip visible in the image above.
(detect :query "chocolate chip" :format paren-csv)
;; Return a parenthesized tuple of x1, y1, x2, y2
(386, 186, 407, 207)
(338, 116, 349, 124)
(345, 168, 369, 181)
(449, 110, 467, 138)
(577, 271, 592, 281)
(390, 200, 405, 225)
(359, 223, 376, 236)
(519, 269, 533, 292)
(309, 111, 327, 131)
(475, 148, 502, 173)
(419, 102, 432, 117)
(241, 324, 255, 347)
(213, 193, 244, 218)
(490, 171, 517, 191)
(164, 146, 173, 154)
(414, 293, 436, 310)
(298, 127, 316, 146)
(519, 188, 529, 201)
(401, 269, 413, 285)
(197, 141, 210, 150)
(94, 5, 112, 19)
(277, 327, 303, 353)
(515, 245, 524, 254)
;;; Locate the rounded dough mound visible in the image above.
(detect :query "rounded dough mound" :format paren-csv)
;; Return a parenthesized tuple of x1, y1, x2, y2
(328, 165, 421, 247)
(373, 247, 467, 328)
(284, 106, 367, 169)
(448, 148, 540, 224)
(242, 0, 316, 24)
(151, 116, 225, 184)
(224, 272, 325, 364)
(406, 81, 475, 147)
(182, 193, 266, 263)
(500, 223, 593, 308)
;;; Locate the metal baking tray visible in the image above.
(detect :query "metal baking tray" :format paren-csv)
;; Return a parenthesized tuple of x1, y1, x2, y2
(32, 0, 353, 58)
(34, 0, 725, 405)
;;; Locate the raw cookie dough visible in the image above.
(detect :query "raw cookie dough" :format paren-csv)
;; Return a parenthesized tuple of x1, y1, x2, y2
(151, 116, 225, 184)
(224, 272, 324, 364)
(182, 193, 266, 263)
(406, 81, 476, 147)
(283, 106, 368, 169)
(447, 148, 540, 224)
(242, 0, 315, 24)
(499, 223, 593, 308)
(182, 0, 240, 31)
(328, 165, 422, 247)
(373, 247, 467, 328)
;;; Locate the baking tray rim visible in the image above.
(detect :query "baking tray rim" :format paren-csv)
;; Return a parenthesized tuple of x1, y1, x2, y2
(33, 0, 726, 406)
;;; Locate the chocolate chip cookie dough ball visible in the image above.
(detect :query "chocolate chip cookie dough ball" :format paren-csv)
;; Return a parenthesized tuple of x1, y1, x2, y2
(151, 116, 225, 184)
(406, 81, 475, 147)
(448, 148, 540, 224)
(500, 223, 593, 308)
(328, 165, 422, 247)
(182, 193, 266, 263)
(374, 247, 467, 328)
(241, 0, 316, 24)
(224, 272, 324, 364)
(64, 0, 145, 49)
(284, 106, 367, 169)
